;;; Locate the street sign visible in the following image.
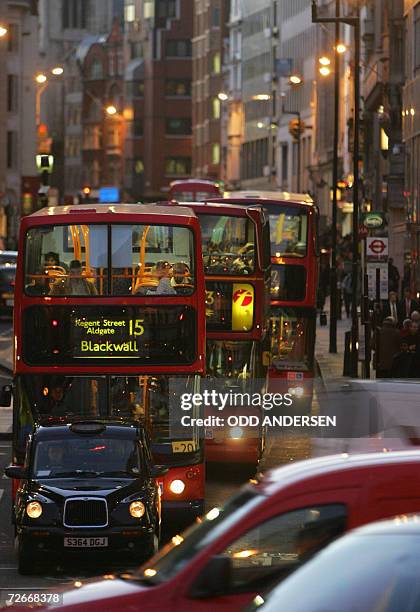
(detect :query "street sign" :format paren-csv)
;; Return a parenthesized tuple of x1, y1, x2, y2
(99, 187, 120, 203)
(366, 237, 388, 258)
(367, 263, 388, 300)
(361, 212, 386, 230)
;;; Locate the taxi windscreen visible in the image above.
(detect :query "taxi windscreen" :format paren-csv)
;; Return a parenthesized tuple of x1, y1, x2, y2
(32, 437, 141, 478)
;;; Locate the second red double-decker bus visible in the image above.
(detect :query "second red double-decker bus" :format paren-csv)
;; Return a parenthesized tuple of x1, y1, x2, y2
(221, 192, 319, 409)
(11, 203, 206, 526)
(169, 179, 222, 202)
(184, 201, 271, 467)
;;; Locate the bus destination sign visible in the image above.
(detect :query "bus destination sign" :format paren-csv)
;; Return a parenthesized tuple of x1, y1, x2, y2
(72, 316, 145, 357)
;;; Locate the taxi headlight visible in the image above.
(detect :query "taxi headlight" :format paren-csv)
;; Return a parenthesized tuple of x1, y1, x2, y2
(26, 501, 42, 519)
(169, 479, 185, 495)
(129, 501, 145, 518)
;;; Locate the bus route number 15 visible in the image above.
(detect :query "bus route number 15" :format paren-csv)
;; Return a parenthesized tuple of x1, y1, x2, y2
(129, 319, 145, 336)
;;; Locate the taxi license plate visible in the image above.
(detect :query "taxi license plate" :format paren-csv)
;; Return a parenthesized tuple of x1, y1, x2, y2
(171, 440, 197, 453)
(64, 537, 108, 548)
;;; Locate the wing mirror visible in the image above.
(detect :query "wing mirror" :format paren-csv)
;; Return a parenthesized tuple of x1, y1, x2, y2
(5, 465, 28, 479)
(151, 465, 169, 478)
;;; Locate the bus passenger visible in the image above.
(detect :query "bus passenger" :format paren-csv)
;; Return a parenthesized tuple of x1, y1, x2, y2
(146, 261, 176, 295)
(26, 268, 49, 296)
(50, 259, 97, 296)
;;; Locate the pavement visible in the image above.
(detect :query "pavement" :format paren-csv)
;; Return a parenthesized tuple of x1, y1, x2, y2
(315, 301, 349, 382)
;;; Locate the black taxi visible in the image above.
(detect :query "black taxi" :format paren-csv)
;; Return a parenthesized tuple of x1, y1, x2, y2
(5, 420, 165, 574)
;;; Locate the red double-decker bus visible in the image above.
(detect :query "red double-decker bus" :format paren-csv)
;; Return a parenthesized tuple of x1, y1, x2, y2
(11, 203, 206, 524)
(185, 201, 271, 466)
(221, 192, 319, 408)
(169, 179, 222, 202)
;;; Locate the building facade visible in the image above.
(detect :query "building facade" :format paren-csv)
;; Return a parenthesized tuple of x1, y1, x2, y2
(0, 0, 39, 247)
(192, 0, 228, 180)
(123, 0, 193, 200)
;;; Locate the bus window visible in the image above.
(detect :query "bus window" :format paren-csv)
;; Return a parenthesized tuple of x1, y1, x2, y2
(267, 206, 308, 258)
(198, 214, 255, 275)
(270, 308, 315, 371)
(24, 225, 108, 295)
(112, 224, 194, 296)
(271, 264, 307, 301)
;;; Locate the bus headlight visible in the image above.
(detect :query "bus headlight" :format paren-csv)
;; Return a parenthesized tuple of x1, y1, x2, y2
(129, 501, 145, 518)
(230, 426, 243, 439)
(288, 386, 304, 398)
(26, 501, 42, 519)
(169, 479, 185, 495)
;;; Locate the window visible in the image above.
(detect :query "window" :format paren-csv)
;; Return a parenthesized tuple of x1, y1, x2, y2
(212, 52, 221, 73)
(212, 97, 221, 119)
(212, 143, 220, 164)
(7, 75, 17, 112)
(165, 40, 192, 58)
(216, 505, 346, 592)
(124, 1, 136, 22)
(270, 307, 315, 370)
(7, 23, 18, 53)
(212, 7, 220, 27)
(7, 131, 17, 169)
(89, 59, 103, 80)
(130, 41, 143, 59)
(268, 204, 308, 257)
(62, 0, 87, 29)
(165, 79, 191, 97)
(134, 159, 144, 174)
(199, 214, 255, 276)
(133, 120, 143, 136)
(157, 0, 176, 18)
(165, 157, 192, 176)
(166, 118, 192, 135)
(281, 143, 289, 188)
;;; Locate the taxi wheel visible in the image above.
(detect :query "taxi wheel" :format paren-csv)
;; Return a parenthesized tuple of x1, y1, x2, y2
(17, 539, 33, 575)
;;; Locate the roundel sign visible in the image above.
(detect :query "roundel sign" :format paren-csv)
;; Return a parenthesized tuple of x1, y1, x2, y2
(366, 237, 388, 258)
(232, 284, 254, 331)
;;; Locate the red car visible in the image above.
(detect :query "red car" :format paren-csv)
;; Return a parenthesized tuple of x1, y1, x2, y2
(38, 451, 420, 610)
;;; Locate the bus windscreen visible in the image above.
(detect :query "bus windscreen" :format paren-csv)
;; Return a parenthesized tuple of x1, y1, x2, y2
(24, 223, 194, 296)
(267, 205, 308, 258)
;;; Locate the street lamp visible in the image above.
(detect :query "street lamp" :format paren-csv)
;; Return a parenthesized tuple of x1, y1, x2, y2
(253, 93, 271, 101)
(51, 66, 64, 76)
(217, 92, 228, 101)
(35, 73, 47, 84)
(289, 75, 302, 85)
(336, 43, 347, 54)
(312, 0, 361, 376)
(105, 104, 118, 116)
(0, 25, 7, 38)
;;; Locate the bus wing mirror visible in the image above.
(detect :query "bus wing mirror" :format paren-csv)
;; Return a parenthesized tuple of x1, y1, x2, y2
(5, 465, 28, 479)
(0, 385, 12, 407)
(152, 465, 168, 478)
(189, 555, 232, 598)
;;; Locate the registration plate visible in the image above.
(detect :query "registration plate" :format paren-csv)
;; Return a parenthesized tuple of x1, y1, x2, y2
(171, 440, 197, 453)
(64, 537, 108, 548)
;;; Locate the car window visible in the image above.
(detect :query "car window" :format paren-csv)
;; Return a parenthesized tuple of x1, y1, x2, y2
(214, 504, 347, 593)
(251, 533, 420, 612)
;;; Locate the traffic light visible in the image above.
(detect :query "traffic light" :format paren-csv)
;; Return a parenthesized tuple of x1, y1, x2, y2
(288, 118, 305, 140)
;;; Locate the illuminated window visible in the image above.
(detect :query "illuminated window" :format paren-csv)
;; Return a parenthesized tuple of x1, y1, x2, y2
(212, 143, 220, 164)
(212, 98, 221, 119)
(213, 52, 221, 74)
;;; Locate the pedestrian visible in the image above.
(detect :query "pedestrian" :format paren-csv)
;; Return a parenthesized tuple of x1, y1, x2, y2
(341, 272, 352, 318)
(381, 291, 400, 325)
(388, 258, 400, 294)
(399, 287, 418, 320)
(374, 317, 401, 378)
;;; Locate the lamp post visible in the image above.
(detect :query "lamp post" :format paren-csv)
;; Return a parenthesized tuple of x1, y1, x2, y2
(312, 0, 361, 377)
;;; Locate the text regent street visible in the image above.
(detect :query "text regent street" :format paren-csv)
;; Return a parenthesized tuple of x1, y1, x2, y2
(80, 340, 138, 352)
